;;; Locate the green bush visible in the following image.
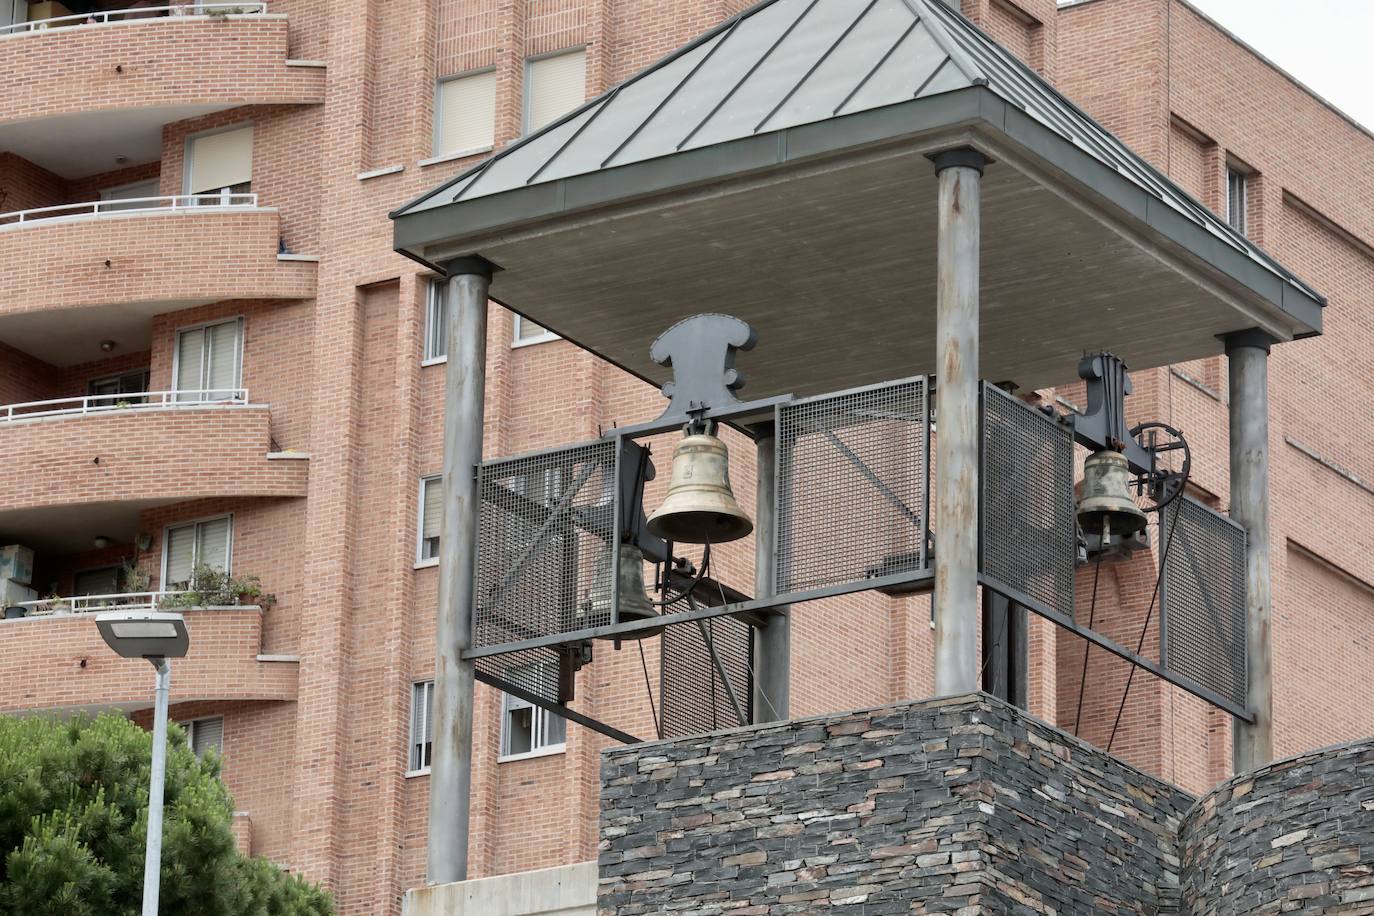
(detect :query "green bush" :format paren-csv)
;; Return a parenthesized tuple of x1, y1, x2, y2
(0, 715, 331, 915)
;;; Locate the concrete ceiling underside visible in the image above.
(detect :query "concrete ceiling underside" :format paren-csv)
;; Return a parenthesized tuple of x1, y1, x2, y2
(0, 499, 176, 556)
(0, 104, 230, 179)
(0, 298, 213, 367)
(427, 140, 1305, 396)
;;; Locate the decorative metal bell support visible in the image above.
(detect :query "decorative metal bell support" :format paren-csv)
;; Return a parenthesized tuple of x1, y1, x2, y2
(582, 543, 663, 640)
(1077, 449, 1148, 542)
(647, 431, 753, 544)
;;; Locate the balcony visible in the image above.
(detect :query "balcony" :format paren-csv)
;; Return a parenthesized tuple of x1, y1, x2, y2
(0, 196, 314, 359)
(0, 600, 297, 713)
(0, 395, 307, 518)
(0, 5, 323, 161)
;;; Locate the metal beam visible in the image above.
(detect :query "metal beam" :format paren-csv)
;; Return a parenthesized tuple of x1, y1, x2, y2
(930, 147, 985, 696)
(752, 423, 789, 721)
(428, 257, 492, 886)
(474, 670, 642, 745)
(1227, 329, 1275, 770)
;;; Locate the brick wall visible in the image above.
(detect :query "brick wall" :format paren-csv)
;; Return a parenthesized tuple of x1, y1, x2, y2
(0, 209, 315, 316)
(0, 17, 323, 126)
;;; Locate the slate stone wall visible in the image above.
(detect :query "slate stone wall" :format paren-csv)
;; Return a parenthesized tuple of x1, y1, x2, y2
(1182, 737, 1374, 914)
(598, 693, 1194, 914)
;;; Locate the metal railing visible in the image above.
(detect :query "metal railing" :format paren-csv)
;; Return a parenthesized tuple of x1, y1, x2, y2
(0, 389, 250, 423)
(0, 193, 258, 226)
(0, 3, 268, 35)
(16, 591, 185, 617)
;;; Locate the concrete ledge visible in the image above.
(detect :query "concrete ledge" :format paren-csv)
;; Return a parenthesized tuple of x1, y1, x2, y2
(402, 863, 596, 916)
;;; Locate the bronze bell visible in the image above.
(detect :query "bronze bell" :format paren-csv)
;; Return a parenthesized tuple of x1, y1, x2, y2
(647, 432, 753, 544)
(1077, 449, 1148, 539)
(583, 543, 662, 640)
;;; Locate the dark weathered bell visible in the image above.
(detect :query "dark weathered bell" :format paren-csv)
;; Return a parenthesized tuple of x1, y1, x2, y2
(647, 433, 753, 544)
(1077, 449, 1148, 538)
(584, 544, 662, 640)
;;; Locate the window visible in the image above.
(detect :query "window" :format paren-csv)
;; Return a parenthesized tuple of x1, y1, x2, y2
(1226, 166, 1247, 235)
(186, 125, 253, 204)
(435, 70, 497, 157)
(418, 475, 442, 564)
(184, 716, 224, 758)
(163, 515, 232, 587)
(175, 318, 243, 401)
(513, 314, 559, 347)
(88, 368, 150, 405)
(74, 566, 121, 597)
(424, 279, 447, 362)
(524, 48, 587, 134)
(500, 686, 566, 760)
(99, 178, 161, 212)
(409, 681, 434, 773)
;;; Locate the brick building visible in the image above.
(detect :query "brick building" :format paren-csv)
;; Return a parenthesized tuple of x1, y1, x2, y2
(0, 0, 1369, 913)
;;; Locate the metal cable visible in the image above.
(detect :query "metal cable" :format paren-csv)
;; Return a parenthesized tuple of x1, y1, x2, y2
(1072, 549, 1106, 737)
(638, 639, 662, 740)
(1107, 479, 1189, 754)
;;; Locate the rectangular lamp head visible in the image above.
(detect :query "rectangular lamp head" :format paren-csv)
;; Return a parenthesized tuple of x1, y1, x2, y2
(95, 611, 189, 661)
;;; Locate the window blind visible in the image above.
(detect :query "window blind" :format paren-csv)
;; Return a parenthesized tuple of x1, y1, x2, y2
(526, 49, 586, 133)
(197, 517, 231, 572)
(189, 717, 224, 757)
(410, 681, 434, 771)
(422, 478, 443, 541)
(436, 71, 496, 156)
(164, 525, 196, 585)
(187, 126, 253, 194)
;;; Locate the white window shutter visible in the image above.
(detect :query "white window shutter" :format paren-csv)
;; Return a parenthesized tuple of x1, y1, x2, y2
(422, 478, 444, 542)
(197, 517, 232, 573)
(436, 71, 496, 156)
(176, 329, 205, 394)
(164, 525, 195, 585)
(190, 717, 224, 757)
(205, 320, 242, 396)
(527, 50, 586, 133)
(188, 126, 253, 194)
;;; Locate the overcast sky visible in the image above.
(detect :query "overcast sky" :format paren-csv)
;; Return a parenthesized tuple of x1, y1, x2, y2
(1181, 0, 1374, 132)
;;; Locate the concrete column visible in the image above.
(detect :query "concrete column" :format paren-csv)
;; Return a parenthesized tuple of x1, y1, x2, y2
(930, 148, 985, 697)
(752, 422, 789, 722)
(1226, 329, 1274, 772)
(428, 257, 493, 885)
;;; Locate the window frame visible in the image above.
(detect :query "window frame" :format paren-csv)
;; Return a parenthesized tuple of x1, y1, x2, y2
(407, 680, 435, 776)
(423, 278, 447, 365)
(182, 122, 254, 198)
(498, 689, 567, 762)
(171, 315, 245, 399)
(522, 46, 588, 136)
(512, 314, 560, 348)
(416, 474, 442, 568)
(183, 715, 225, 759)
(432, 67, 498, 160)
(1226, 165, 1248, 236)
(160, 513, 234, 588)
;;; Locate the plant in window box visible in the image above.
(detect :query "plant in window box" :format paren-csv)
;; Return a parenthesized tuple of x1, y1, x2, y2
(228, 574, 275, 609)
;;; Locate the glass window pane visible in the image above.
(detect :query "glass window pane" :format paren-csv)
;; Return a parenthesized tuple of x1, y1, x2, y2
(420, 477, 443, 560)
(425, 280, 447, 360)
(175, 328, 205, 397)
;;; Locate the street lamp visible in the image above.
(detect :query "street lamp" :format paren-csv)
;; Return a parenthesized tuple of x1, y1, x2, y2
(96, 611, 189, 916)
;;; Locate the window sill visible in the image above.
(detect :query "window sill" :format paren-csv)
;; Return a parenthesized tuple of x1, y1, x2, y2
(405, 768, 431, 779)
(498, 744, 567, 764)
(414, 558, 439, 570)
(421, 356, 447, 367)
(419, 146, 494, 168)
(512, 333, 561, 349)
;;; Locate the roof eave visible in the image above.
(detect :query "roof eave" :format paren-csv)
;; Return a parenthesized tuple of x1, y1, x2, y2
(392, 84, 1322, 340)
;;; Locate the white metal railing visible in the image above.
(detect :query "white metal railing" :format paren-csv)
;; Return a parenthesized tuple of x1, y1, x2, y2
(0, 389, 249, 423)
(15, 591, 185, 617)
(12, 589, 261, 617)
(0, 193, 258, 226)
(0, 3, 268, 35)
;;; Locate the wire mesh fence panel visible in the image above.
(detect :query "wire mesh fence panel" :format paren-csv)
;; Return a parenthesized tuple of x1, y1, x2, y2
(1161, 496, 1247, 707)
(775, 378, 929, 595)
(474, 439, 619, 703)
(658, 601, 753, 738)
(980, 384, 1077, 619)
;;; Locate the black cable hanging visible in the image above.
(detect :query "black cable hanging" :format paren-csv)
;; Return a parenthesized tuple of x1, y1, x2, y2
(637, 639, 662, 740)
(1071, 549, 1106, 737)
(1106, 478, 1189, 754)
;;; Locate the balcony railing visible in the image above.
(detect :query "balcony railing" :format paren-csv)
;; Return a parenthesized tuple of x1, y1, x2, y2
(0, 389, 250, 423)
(0, 3, 268, 35)
(10, 590, 261, 618)
(0, 194, 259, 227)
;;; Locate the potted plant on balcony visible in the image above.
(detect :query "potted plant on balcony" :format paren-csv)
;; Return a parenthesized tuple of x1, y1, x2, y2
(229, 573, 276, 609)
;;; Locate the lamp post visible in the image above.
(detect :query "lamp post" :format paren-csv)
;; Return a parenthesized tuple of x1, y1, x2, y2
(95, 611, 190, 916)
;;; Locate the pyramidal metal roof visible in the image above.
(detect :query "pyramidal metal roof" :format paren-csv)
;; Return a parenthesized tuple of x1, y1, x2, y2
(392, 0, 1318, 308)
